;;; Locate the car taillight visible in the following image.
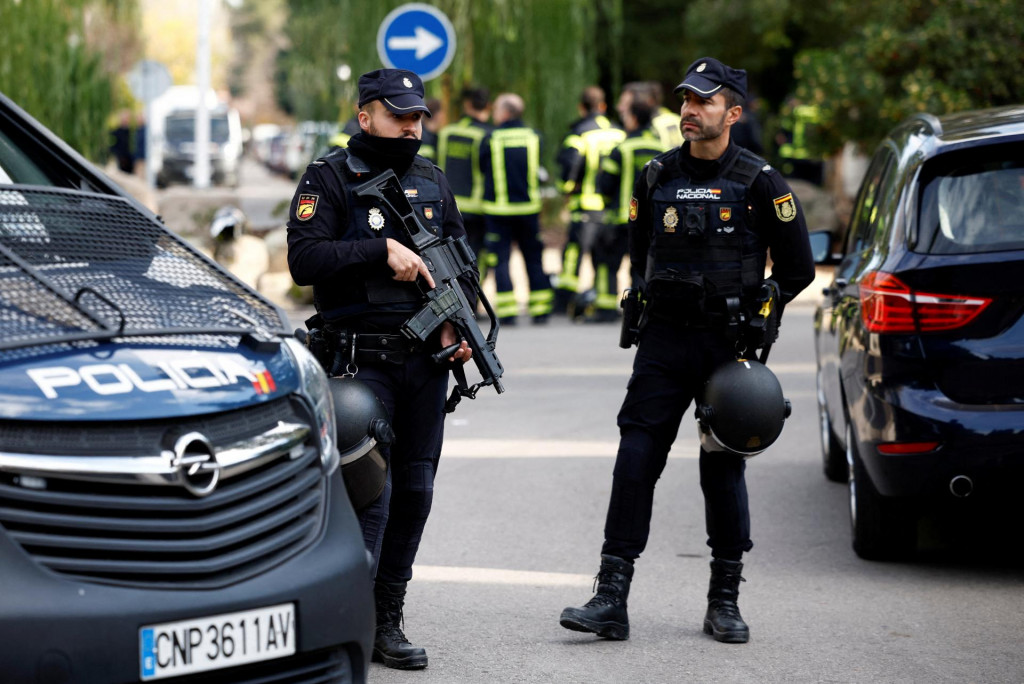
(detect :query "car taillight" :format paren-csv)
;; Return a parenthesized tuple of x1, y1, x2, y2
(876, 441, 940, 455)
(859, 271, 991, 333)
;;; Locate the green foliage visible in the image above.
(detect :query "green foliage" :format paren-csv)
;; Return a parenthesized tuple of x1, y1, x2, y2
(277, 0, 615, 170)
(0, 0, 128, 161)
(794, 0, 1024, 155)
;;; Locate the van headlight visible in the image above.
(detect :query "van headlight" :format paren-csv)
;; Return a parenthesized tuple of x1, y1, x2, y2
(283, 337, 339, 473)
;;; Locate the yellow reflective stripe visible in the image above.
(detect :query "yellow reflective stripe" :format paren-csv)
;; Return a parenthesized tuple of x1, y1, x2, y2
(559, 243, 580, 290)
(494, 290, 519, 317)
(611, 133, 667, 224)
(330, 132, 351, 148)
(578, 126, 626, 211)
(528, 289, 554, 315)
(481, 127, 542, 215)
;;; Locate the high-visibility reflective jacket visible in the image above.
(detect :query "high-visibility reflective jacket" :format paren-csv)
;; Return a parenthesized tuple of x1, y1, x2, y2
(481, 120, 542, 216)
(598, 128, 667, 225)
(651, 107, 683, 149)
(437, 116, 492, 215)
(557, 114, 625, 213)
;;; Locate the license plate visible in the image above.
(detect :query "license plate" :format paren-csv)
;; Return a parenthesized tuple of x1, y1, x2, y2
(139, 602, 296, 681)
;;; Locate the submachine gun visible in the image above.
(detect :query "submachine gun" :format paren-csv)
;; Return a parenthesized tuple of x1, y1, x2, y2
(354, 169, 505, 411)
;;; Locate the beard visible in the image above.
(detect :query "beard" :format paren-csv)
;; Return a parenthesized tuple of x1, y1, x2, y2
(680, 111, 727, 142)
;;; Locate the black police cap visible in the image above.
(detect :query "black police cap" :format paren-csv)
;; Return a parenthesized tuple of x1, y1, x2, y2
(357, 68, 431, 117)
(673, 57, 747, 101)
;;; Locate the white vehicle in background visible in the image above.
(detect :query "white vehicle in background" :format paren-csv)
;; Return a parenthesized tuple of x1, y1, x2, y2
(150, 86, 244, 188)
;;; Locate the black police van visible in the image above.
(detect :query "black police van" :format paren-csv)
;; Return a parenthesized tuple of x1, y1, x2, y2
(0, 92, 373, 682)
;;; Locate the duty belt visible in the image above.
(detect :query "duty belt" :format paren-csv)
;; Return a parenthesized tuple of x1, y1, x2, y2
(330, 330, 422, 366)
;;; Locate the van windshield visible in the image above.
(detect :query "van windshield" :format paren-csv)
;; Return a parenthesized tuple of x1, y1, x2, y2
(917, 142, 1024, 254)
(165, 114, 231, 144)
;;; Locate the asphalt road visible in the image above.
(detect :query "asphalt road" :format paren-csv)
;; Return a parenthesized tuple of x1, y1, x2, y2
(280, 304, 1024, 684)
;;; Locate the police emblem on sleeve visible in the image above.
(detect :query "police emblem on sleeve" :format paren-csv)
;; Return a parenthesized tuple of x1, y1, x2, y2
(773, 193, 797, 222)
(628, 196, 638, 222)
(296, 193, 319, 221)
(663, 206, 679, 232)
(368, 207, 386, 231)
(720, 207, 732, 221)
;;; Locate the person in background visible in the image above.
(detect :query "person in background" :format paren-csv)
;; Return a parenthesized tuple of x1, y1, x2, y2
(554, 86, 625, 315)
(437, 86, 493, 279)
(591, 97, 668, 323)
(419, 96, 445, 161)
(479, 93, 552, 325)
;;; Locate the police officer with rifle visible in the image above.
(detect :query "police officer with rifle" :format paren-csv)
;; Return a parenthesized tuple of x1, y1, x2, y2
(287, 68, 502, 671)
(560, 57, 814, 645)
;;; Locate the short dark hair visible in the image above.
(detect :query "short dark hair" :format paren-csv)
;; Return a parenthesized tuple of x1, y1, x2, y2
(629, 100, 655, 129)
(461, 86, 490, 112)
(720, 86, 745, 110)
(580, 86, 605, 113)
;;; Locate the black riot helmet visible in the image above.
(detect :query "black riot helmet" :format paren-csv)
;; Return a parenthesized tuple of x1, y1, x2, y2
(328, 377, 394, 509)
(695, 358, 791, 457)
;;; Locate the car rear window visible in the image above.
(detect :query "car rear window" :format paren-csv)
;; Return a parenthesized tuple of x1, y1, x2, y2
(916, 142, 1024, 254)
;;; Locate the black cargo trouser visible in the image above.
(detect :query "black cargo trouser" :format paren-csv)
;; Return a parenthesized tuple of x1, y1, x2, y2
(602, 318, 754, 562)
(354, 351, 449, 584)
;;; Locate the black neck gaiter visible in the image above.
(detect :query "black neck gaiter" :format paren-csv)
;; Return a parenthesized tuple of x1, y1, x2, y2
(347, 132, 421, 177)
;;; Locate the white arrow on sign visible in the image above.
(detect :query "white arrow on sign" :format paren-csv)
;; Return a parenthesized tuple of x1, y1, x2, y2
(386, 26, 443, 60)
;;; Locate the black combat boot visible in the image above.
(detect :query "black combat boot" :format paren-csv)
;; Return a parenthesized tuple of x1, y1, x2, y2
(703, 558, 749, 644)
(372, 581, 428, 669)
(559, 555, 634, 640)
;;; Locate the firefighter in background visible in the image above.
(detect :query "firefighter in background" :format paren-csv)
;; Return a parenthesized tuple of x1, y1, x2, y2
(479, 93, 552, 325)
(618, 81, 684, 151)
(554, 86, 626, 314)
(589, 98, 669, 323)
(437, 86, 492, 278)
(418, 97, 445, 161)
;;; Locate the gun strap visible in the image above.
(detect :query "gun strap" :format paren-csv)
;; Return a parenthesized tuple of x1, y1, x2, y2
(445, 363, 472, 414)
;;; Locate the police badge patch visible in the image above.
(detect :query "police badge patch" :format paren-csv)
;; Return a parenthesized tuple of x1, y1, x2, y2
(663, 206, 679, 232)
(368, 207, 386, 231)
(720, 207, 732, 221)
(773, 193, 797, 222)
(628, 196, 638, 222)
(296, 194, 319, 221)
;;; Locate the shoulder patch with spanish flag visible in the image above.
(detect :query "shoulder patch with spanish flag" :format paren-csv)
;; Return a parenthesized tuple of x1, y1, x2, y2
(628, 196, 638, 222)
(296, 193, 319, 221)
(773, 193, 797, 222)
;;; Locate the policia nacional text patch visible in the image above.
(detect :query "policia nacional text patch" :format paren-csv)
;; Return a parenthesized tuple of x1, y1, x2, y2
(773, 193, 797, 222)
(296, 193, 319, 221)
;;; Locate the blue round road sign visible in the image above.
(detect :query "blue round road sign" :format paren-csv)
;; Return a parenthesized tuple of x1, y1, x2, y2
(377, 3, 456, 82)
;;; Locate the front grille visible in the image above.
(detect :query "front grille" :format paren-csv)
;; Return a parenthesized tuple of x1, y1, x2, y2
(0, 397, 327, 589)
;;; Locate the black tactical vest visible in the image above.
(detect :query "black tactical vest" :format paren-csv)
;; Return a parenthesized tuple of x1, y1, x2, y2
(316, 149, 444, 323)
(645, 147, 767, 317)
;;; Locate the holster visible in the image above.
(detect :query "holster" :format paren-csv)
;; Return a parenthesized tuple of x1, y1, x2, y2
(619, 288, 644, 349)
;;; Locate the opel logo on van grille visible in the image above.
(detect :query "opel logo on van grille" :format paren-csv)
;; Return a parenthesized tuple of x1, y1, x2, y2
(171, 432, 221, 497)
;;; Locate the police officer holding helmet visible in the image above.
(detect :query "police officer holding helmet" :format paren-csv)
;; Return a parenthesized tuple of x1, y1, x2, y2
(560, 57, 814, 644)
(287, 68, 474, 670)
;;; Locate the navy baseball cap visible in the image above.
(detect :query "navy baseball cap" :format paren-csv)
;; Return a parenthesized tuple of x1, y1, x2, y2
(673, 58, 747, 101)
(357, 68, 431, 117)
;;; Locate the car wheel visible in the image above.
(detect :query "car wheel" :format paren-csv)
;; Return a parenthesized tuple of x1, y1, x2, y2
(817, 369, 847, 482)
(847, 424, 915, 560)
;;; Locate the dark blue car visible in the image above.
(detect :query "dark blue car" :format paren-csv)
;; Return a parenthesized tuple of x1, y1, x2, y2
(812, 106, 1024, 560)
(0, 92, 374, 682)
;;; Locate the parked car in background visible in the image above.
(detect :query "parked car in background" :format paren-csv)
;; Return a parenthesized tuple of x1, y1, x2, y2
(812, 106, 1024, 560)
(157, 104, 244, 188)
(0, 91, 374, 682)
